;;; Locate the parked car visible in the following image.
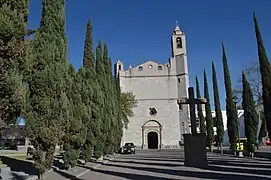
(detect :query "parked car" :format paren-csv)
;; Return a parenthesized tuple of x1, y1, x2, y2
(122, 142, 135, 154)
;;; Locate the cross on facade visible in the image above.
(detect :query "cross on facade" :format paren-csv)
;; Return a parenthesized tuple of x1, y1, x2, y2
(177, 87, 207, 135)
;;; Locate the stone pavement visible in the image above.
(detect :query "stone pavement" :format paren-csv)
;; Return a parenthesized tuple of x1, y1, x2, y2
(76, 149, 271, 180)
(2, 149, 271, 180)
(44, 154, 119, 180)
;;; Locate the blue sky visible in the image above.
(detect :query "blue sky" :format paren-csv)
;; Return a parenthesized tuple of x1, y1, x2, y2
(28, 0, 271, 110)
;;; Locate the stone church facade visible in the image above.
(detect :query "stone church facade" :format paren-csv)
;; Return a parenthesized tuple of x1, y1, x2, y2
(115, 24, 190, 149)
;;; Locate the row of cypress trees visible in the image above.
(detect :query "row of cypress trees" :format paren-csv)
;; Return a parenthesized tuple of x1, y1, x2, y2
(196, 62, 223, 152)
(196, 13, 269, 155)
(0, 1, 136, 178)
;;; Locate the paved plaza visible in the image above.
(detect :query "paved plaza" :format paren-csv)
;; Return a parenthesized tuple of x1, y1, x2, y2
(2, 149, 271, 180)
(75, 149, 271, 180)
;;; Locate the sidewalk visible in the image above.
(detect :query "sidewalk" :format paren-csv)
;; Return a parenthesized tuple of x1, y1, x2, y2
(45, 154, 120, 180)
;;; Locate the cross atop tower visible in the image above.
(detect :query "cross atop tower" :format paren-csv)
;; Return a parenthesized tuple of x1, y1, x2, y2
(174, 21, 181, 32)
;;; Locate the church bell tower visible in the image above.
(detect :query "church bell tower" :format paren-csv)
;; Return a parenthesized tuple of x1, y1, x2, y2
(171, 22, 187, 57)
(171, 22, 190, 138)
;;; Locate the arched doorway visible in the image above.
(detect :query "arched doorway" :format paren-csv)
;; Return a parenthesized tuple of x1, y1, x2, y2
(142, 120, 162, 149)
(147, 131, 158, 149)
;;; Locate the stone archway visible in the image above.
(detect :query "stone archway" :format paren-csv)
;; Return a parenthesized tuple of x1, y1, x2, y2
(147, 131, 158, 149)
(141, 120, 162, 149)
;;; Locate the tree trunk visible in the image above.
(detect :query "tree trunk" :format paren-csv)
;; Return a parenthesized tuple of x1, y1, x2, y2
(220, 145, 223, 154)
(261, 137, 266, 146)
(210, 145, 213, 153)
(38, 173, 44, 180)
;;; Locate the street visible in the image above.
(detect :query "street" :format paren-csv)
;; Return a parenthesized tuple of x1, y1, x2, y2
(77, 149, 271, 180)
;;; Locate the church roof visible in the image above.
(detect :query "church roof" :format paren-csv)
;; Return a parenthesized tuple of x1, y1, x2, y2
(129, 60, 165, 69)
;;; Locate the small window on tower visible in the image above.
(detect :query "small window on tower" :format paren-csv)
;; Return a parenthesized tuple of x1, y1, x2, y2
(158, 66, 162, 70)
(178, 78, 181, 83)
(149, 108, 157, 116)
(176, 37, 182, 48)
(118, 64, 122, 70)
(138, 66, 143, 71)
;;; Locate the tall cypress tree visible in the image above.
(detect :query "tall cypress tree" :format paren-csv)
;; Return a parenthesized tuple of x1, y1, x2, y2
(0, 0, 29, 126)
(102, 43, 115, 154)
(93, 41, 106, 158)
(242, 72, 259, 154)
(25, 0, 69, 177)
(253, 13, 271, 138)
(222, 43, 238, 152)
(115, 74, 124, 150)
(63, 65, 87, 169)
(196, 76, 206, 134)
(204, 70, 214, 151)
(258, 111, 267, 140)
(81, 20, 96, 162)
(212, 62, 224, 149)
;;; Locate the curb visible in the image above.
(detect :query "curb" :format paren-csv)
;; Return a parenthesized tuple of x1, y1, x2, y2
(75, 169, 90, 178)
(76, 154, 120, 178)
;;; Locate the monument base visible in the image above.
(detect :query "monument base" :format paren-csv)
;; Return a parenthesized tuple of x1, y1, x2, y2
(182, 133, 208, 168)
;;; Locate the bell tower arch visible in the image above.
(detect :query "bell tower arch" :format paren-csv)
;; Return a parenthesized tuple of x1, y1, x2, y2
(171, 21, 186, 57)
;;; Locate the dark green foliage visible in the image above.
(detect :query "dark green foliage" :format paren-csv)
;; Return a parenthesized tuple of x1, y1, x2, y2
(63, 149, 78, 169)
(80, 21, 98, 162)
(83, 20, 94, 71)
(258, 111, 267, 139)
(120, 92, 137, 129)
(222, 43, 238, 152)
(25, 0, 68, 176)
(195, 76, 205, 134)
(94, 42, 107, 156)
(0, 1, 29, 126)
(62, 65, 87, 168)
(253, 13, 271, 138)
(0, 0, 29, 23)
(114, 76, 124, 150)
(96, 41, 105, 76)
(212, 62, 224, 148)
(242, 72, 259, 153)
(204, 70, 214, 150)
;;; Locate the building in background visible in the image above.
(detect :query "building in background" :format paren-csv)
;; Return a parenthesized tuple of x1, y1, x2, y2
(199, 110, 262, 146)
(115, 23, 190, 149)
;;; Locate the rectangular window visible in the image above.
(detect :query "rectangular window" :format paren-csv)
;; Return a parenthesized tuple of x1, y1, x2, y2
(178, 78, 181, 83)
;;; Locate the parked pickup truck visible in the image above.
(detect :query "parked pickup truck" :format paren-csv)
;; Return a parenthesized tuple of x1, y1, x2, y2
(122, 142, 135, 154)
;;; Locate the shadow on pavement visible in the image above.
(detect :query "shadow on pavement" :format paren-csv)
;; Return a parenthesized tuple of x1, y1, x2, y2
(0, 156, 37, 175)
(209, 159, 271, 169)
(78, 168, 175, 180)
(53, 159, 66, 170)
(111, 159, 181, 167)
(10, 172, 29, 180)
(98, 160, 270, 180)
(119, 157, 183, 162)
(51, 166, 78, 180)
